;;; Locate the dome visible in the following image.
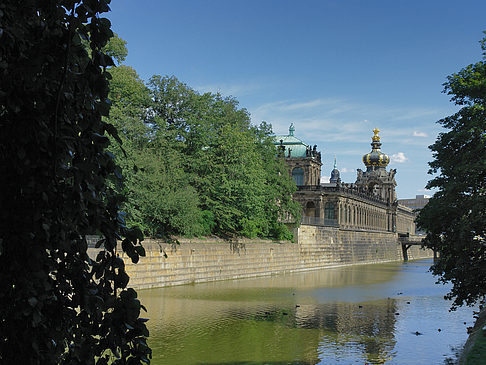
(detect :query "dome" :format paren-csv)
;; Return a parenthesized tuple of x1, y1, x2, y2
(273, 123, 318, 159)
(330, 156, 341, 183)
(330, 168, 340, 183)
(362, 128, 390, 169)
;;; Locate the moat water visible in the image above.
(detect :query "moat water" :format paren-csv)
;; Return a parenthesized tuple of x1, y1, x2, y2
(138, 259, 475, 364)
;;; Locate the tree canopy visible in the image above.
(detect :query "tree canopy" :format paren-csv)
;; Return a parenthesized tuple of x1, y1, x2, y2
(0, 1, 150, 363)
(106, 70, 301, 239)
(416, 32, 486, 309)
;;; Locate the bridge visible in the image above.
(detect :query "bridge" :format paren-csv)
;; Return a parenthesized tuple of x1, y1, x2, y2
(398, 233, 436, 261)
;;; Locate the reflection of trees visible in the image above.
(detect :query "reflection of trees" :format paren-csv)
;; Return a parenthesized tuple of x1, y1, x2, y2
(138, 269, 401, 364)
(140, 292, 398, 364)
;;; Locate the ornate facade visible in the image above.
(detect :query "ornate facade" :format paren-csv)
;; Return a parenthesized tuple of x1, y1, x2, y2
(274, 126, 416, 234)
(275, 123, 322, 186)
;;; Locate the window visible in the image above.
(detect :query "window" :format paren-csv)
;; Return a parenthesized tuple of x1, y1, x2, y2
(292, 167, 304, 186)
(324, 203, 335, 219)
(305, 201, 316, 217)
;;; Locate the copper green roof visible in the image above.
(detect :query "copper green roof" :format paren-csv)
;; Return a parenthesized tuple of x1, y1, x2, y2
(273, 123, 309, 158)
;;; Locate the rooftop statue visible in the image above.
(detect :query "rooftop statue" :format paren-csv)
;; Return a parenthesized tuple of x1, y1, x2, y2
(289, 123, 295, 136)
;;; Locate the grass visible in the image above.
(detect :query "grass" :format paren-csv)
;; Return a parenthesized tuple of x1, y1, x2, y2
(465, 326, 486, 365)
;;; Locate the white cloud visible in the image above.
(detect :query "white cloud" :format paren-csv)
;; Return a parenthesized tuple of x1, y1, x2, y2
(279, 99, 339, 111)
(195, 82, 261, 97)
(249, 96, 443, 147)
(391, 152, 409, 163)
(320, 175, 331, 183)
(413, 130, 428, 137)
(340, 167, 355, 173)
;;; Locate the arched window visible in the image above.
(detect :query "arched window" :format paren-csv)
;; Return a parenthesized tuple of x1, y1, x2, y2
(305, 201, 316, 217)
(324, 202, 335, 219)
(292, 167, 304, 186)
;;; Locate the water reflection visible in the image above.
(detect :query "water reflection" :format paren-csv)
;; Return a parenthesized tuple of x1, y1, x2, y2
(138, 260, 473, 365)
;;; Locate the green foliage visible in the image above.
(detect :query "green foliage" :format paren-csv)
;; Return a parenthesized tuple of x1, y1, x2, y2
(416, 31, 486, 309)
(0, 1, 150, 363)
(106, 69, 203, 237)
(107, 72, 300, 239)
(124, 145, 203, 237)
(104, 33, 128, 65)
(147, 76, 301, 239)
(199, 210, 216, 236)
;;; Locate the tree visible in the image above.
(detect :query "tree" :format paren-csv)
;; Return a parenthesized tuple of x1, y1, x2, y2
(108, 65, 152, 146)
(138, 75, 300, 239)
(104, 33, 128, 65)
(416, 32, 486, 309)
(0, 1, 151, 363)
(105, 68, 299, 239)
(107, 69, 203, 237)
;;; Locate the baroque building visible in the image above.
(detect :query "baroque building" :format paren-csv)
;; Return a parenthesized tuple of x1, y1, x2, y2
(275, 123, 322, 186)
(274, 126, 416, 234)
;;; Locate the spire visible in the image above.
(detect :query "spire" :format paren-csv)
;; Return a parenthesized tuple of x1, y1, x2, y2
(372, 127, 380, 142)
(289, 123, 295, 136)
(330, 155, 341, 183)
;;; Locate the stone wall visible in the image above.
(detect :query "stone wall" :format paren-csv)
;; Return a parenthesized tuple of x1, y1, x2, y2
(117, 225, 433, 289)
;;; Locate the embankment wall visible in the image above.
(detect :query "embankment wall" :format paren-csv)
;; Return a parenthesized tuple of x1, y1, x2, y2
(114, 225, 433, 289)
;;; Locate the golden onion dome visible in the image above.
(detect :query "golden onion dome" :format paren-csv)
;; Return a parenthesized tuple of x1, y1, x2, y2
(362, 128, 390, 168)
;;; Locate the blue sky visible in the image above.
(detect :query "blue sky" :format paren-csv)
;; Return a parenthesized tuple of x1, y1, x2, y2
(106, 0, 486, 199)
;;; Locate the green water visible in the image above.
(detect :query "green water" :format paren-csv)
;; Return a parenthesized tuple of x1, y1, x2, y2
(138, 260, 474, 364)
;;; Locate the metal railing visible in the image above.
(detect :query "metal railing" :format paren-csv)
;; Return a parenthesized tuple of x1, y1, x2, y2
(297, 185, 390, 206)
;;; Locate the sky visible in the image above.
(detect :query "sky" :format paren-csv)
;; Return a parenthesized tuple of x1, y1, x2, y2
(106, 0, 486, 199)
